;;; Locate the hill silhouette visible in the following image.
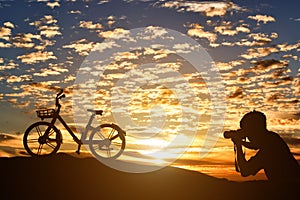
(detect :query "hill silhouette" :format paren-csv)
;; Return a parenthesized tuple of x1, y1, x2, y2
(0, 153, 299, 200)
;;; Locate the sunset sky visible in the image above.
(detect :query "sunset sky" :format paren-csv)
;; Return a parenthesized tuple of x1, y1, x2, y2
(0, 0, 299, 181)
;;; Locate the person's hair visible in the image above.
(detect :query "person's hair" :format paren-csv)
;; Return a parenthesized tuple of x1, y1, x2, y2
(240, 110, 267, 130)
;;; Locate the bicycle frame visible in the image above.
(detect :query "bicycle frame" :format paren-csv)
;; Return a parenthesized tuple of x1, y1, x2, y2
(47, 111, 101, 154)
(41, 90, 99, 154)
(25, 89, 126, 157)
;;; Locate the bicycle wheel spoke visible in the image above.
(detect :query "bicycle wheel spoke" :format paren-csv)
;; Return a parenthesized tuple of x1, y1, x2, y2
(108, 129, 116, 140)
(93, 145, 99, 151)
(36, 126, 42, 136)
(110, 134, 119, 141)
(46, 142, 56, 149)
(48, 129, 55, 137)
(27, 139, 39, 143)
(96, 131, 105, 140)
(37, 144, 43, 155)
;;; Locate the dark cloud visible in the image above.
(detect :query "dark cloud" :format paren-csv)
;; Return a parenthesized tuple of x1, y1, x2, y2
(228, 87, 243, 99)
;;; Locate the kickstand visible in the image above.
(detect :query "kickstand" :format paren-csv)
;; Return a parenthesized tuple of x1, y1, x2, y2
(76, 143, 81, 154)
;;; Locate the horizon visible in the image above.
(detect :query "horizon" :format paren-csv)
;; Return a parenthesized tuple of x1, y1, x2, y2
(0, 0, 299, 182)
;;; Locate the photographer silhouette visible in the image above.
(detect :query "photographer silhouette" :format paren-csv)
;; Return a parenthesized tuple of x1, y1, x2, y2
(224, 111, 300, 182)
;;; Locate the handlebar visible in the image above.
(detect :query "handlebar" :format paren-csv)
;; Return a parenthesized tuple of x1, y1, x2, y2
(55, 89, 66, 108)
(57, 89, 63, 97)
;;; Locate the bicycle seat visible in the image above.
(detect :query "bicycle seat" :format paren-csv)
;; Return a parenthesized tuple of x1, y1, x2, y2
(87, 109, 103, 115)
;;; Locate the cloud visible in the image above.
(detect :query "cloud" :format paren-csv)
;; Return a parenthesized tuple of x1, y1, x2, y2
(214, 22, 250, 36)
(29, 15, 61, 38)
(187, 23, 217, 44)
(277, 41, 300, 52)
(46, 1, 60, 9)
(33, 63, 69, 77)
(6, 74, 32, 83)
(0, 59, 18, 70)
(4, 21, 14, 29)
(39, 26, 61, 38)
(228, 87, 243, 99)
(251, 59, 287, 73)
(159, 1, 245, 17)
(12, 33, 41, 49)
(34, 39, 55, 51)
(7, 75, 22, 83)
(248, 14, 275, 24)
(107, 15, 116, 27)
(291, 18, 300, 21)
(215, 60, 245, 71)
(17, 51, 57, 64)
(0, 41, 12, 48)
(248, 32, 278, 45)
(265, 92, 283, 103)
(79, 21, 103, 31)
(0, 26, 11, 41)
(292, 78, 300, 95)
(68, 10, 82, 15)
(62, 39, 94, 56)
(241, 47, 279, 59)
(98, 28, 129, 39)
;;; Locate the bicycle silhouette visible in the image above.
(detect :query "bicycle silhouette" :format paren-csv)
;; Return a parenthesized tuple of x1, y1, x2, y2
(23, 89, 126, 159)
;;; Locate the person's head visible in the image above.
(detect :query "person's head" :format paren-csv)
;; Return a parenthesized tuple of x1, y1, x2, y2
(240, 110, 267, 142)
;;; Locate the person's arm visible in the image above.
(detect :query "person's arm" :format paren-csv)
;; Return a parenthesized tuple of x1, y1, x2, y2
(232, 139, 262, 177)
(241, 141, 258, 150)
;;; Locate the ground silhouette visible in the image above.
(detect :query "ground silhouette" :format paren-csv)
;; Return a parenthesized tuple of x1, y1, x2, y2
(0, 153, 299, 200)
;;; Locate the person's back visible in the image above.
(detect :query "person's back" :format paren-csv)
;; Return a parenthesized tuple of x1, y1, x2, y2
(257, 131, 300, 181)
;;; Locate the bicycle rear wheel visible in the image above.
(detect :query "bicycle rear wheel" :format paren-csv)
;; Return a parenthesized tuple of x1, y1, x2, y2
(23, 121, 62, 156)
(89, 124, 125, 160)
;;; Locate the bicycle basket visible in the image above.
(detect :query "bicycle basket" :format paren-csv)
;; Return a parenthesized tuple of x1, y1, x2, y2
(36, 109, 55, 119)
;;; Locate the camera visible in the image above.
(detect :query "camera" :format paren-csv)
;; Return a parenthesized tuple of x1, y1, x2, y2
(223, 129, 246, 141)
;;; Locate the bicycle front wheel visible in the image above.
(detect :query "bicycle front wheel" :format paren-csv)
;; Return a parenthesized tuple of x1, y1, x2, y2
(89, 124, 125, 160)
(23, 121, 62, 156)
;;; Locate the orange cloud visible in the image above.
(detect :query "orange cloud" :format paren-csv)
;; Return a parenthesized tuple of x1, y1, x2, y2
(160, 1, 245, 17)
(12, 33, 41, 49)
(0, 60, 18, 70)
(17, 51, 57, 64)
(248, 32, 277, 44)
(292, 79, 300, 95)
(4, 21, 14, 29)
(79, 21, 103, 30)
(29, 15, 61, 38)
(34, 63, 68, 77)
(214, 22, 250, 36)
(277, 41, 300, 52)
(0, 41, 12, 48)
(227, 87, 243, 99)
(216, 60, 245, 71)
(0, 26, 11, 41)
(248, 14, 275, 24)
(46, 2, 60, 9)
(62, 39, 94, 56)
(187, 24, 217, 44)
(251, 59, 287, 73)
(241, 47, 278, 59)
(98, 28, 129, 39)
(39, 25, 61, 38)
